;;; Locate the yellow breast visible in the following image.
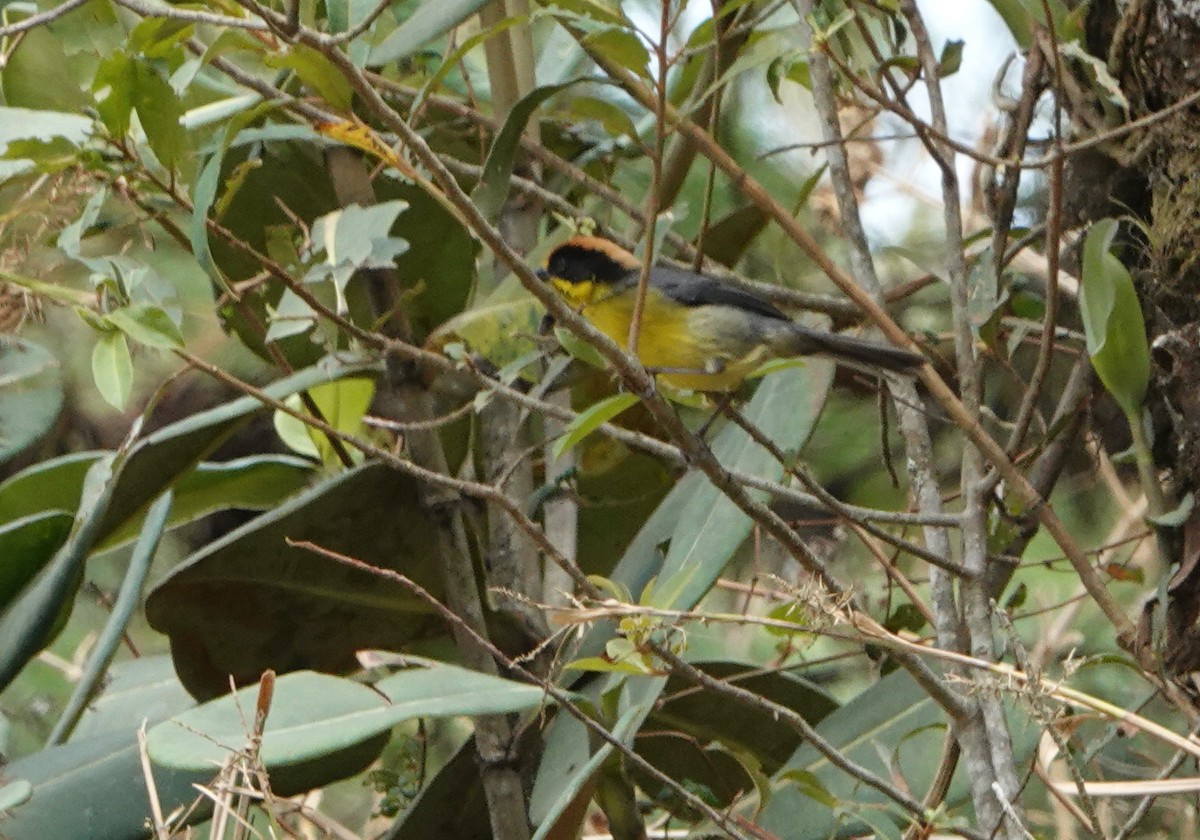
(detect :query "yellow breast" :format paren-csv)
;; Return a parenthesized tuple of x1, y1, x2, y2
(549, 280, 763, 391)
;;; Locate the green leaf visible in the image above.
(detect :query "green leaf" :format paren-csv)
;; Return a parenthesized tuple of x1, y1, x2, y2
(369, 0, 494, 66)
(148, 662, 547, 771)
(93, 51, 136, 137)
(754, 669, 1039, 838)
(0, 453, 122, 690)
(309, 201, 409, 311)
(473, 81, 582, 222)
(0, 338, 64, 463)
(0, 731, 207, 840)
(583, 28, 650, 78)
(0, 780, 32, 811)
(650, 661, 838, 773)
(1079, 219, 1150, 418)
(1147, 492, 1195, 528)
(433, 276, 542, 369)
(650, 360, 835, 610)
(410, 14, 526, 116)
(387, 738, 490, 839)
(104, 302, 184, 349)
(94, 358, 378, 543)
(531, 683, 658, 836)
(566, 95, 639, 142)
(273, 376, 375, 465)
(90, 331, 133, 411)
(69, 656, 194, 741)
(144, 462, 446, 698)
(101, 455, 315, 548)
(132, 59, 185, 169)
(552, 392, 639, 460)
(0, 452, 102, 525)
(0, 511, 74, 610)
(265, 45, 354, 111)
(48, 492, 173, 745)
(0, 108, 92, 156)
(938, 39, 964, 76)
(1, 24, 93, 112)
(189, 100, 280, 293)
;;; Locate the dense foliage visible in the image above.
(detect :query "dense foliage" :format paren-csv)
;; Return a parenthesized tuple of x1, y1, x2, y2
(1, 0, 1197, 838)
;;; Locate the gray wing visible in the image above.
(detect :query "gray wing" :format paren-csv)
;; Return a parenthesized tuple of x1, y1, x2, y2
(642, 266, 791, 321)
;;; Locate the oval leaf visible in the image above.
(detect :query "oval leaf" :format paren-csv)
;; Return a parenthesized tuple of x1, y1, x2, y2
(1080, 219, 1150, 418)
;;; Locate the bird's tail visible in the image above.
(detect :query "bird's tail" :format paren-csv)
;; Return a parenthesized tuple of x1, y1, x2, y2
(784, 325, 925, 372)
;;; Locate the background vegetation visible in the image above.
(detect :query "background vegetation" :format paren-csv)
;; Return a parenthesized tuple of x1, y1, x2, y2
(1, 0, 1198, 838)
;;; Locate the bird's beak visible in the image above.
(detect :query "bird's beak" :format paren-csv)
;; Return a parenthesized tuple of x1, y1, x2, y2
(535, 268, 549, 282)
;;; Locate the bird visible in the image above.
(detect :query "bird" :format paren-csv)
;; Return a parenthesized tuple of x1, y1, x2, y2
(536, 235, 924, 392)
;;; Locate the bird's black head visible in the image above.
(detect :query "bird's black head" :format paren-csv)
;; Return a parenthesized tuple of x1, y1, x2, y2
(542, 236, 639, 286)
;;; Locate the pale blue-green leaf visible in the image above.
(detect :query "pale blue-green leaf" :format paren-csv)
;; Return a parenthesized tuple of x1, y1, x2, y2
(148, 662, 546, 771)
(313, 200, 410, 269)
(0, 731, 208, 840)
(530, 677, 662, 836)
(752, 669, 1039, 839)
(0, 780, 32, 810)
(48, 492, 172, 745)
(650, 360, 835, 610)
(180, 93, 262, 129)
(0, 338, 63, 463)
(265, 287, 320, 343)
(0, 107, 91, 153)
(57, 186, 109, 262)
(69, 655, 194, 741)
(369, 0, 494, 66)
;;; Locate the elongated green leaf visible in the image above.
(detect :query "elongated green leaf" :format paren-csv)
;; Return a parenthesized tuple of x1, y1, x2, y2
(70, 655, 194, 741)
(650, 360, 835, 610)
(1080, 219, 1150, 418)
(149, 662, 546, 770)
(100, 454, 314, 549)
(0, 338, 63, 463)
(48, 493, 173, 745)
(0, 453, 122, 690)
(473, 81, 582, 221)
(531, 680, 659, 837)
(0, 452, 102, 525)
(0, 511, 73, 610)
(552, 392, 639, 460)
(369, 0, 494, 66)
(94, 357, 378, 544)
